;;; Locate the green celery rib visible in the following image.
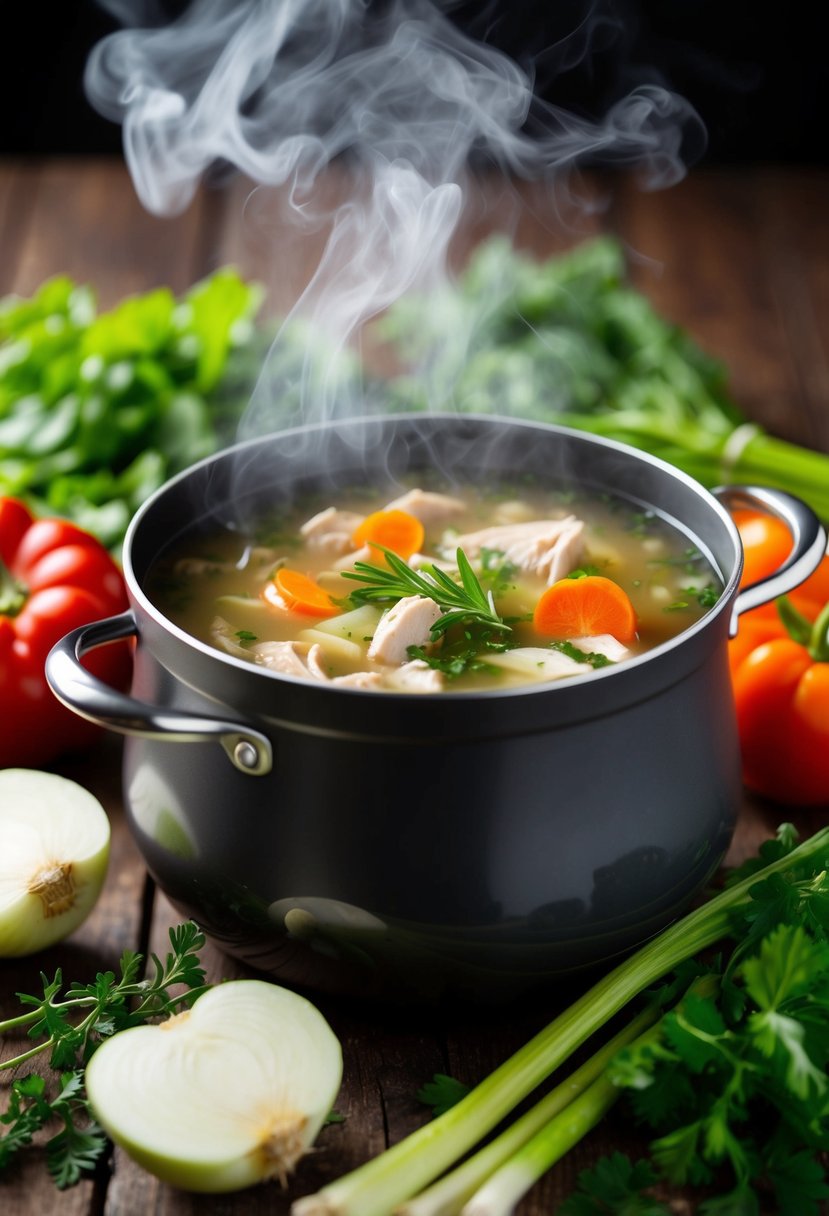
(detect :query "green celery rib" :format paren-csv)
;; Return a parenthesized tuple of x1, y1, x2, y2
(290, 828, 829, 1216)
(398, 1006, 658, 1216)
(460, 1072, 619, 1216)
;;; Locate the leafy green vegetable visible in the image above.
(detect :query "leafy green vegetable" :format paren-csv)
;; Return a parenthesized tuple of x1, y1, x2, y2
(0, 922, 209, 1186)
(0, 271, 263, 548)
(559, 1153, 669, 1216)
(376, 237, 829, 524)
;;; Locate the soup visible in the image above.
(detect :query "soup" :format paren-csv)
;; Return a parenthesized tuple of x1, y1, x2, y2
(147, 479, 721, 693)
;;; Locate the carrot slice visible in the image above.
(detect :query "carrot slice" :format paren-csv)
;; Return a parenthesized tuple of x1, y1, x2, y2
(352, 509, 425, 560)
(533, 575, 638, 643)
(264, 568, 339, 618)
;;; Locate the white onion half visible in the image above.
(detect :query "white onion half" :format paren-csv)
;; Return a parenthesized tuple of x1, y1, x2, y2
(0, 768, 111, 957)
(85, 979, 343, 1193)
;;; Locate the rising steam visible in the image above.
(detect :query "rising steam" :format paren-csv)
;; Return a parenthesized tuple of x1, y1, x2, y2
(85, 0, 704, 436)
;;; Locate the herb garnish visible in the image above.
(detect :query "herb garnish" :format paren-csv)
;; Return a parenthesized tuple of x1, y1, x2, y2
(416, 1074, 472, 1119)
(342, 546, 511, 639)
(0, 923, 209, 1187)
(550, 640, 613, 669)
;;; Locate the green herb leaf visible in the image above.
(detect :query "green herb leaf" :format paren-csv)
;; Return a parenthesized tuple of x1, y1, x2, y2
(416, 1074, 472, 1118)
(559, 1152, 669, 1215)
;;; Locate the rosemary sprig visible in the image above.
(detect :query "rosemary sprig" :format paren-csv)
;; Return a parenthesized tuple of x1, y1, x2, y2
(341, 546, 511, 638)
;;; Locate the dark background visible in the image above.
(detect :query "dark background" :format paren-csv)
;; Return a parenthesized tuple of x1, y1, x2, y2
(1, 1, 824, 165)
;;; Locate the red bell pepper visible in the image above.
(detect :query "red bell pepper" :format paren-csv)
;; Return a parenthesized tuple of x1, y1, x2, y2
(729, 510, 829, 806)
(0, 497, 131, 768)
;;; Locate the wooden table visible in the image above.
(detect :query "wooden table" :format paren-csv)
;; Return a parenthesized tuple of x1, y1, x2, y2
(1, 158, 828, 1214)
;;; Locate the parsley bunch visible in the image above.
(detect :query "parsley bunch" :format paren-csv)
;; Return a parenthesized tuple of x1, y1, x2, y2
(0, 922, 208, 1187)
(562, 829, 829, 1216)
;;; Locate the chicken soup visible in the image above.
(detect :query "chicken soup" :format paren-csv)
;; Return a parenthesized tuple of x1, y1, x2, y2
(147, 480, 722, 692)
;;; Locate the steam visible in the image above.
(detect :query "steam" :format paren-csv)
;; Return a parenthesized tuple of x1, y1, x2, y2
(85, 0, 704, 437)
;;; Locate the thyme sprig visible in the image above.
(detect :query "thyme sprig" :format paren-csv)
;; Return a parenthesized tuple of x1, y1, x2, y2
(341, 545, 511, 639)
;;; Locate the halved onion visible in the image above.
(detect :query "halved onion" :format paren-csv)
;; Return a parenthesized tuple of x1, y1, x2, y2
(85, 979, 343, 1193)
(0, 768, 110, 957)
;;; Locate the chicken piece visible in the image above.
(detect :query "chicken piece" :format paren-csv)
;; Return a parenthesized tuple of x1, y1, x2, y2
(383, 488, 466, 527)
(451, 516, 585, 586)
(210, 615, 256, 658)
(569, 634, 630, 663)
(330, 671, 385, 690)
(251, 639, 327, 680)
(299, 506, 365, 558)
(385, 660, 444, 693)
(367, 595, 443, 665)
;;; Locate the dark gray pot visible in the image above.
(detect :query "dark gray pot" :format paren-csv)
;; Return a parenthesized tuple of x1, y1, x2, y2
(47, 415, 826, 1002)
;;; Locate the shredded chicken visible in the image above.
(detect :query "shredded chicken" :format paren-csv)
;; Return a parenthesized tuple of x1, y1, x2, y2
(383, 488, 466, 526)
(450, 516, 585, 586)
(252, 639, 327, 680)
(569, 634, 630, 662)
(367, 595, 443, 665)
(299, 506, 365, 558)
(384, 659, 444, 693)
(329, 671, 385, 689)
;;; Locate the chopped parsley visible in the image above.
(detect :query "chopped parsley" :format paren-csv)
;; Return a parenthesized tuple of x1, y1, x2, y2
(550, 640, 613, 669)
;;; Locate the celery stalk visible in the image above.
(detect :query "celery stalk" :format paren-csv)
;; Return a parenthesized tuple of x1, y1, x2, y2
(397, 1007, 658, 1216)
(291, 828, 829, 1216)
(459, 1073, 619, 1216)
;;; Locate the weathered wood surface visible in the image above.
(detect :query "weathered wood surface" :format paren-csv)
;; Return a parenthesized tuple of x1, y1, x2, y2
(1, 157, 828, 1215)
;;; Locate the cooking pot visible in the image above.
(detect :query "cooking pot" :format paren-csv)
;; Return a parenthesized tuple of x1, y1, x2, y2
(46, 415, 826, 1002)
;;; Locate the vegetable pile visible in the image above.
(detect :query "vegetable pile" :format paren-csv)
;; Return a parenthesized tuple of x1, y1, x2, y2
(0, 922, 342, 1192)
(0, 495, 131, 767)
(0, 270, 262, 549)
(293, 825, 829, 1216)
(376, 238, 829, 524)
(730, 511, 829, 806)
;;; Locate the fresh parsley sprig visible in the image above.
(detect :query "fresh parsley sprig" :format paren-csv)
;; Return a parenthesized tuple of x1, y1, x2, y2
(341, 545, 511, 638)
(0, 922, 209, 1187)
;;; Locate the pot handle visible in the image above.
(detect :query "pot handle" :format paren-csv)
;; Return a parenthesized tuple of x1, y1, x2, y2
(712, 484, 827, 627)
(46, 611, 273, 776)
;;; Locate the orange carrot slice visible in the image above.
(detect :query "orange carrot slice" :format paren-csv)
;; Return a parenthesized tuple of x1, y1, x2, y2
(264, 568, 339, 618)
(352, 509, 425, 560)
(533, 575, 638, 643)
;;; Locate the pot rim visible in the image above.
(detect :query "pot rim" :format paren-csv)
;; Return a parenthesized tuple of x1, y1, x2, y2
(123, 412, 744, 701)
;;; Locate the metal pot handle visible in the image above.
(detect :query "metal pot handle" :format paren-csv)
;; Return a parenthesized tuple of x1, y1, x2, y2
(713, 484, 827, 627)
(46, 612, 272, 776)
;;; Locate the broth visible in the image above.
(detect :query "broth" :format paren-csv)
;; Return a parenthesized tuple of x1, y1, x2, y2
(147, 479, 721, 693)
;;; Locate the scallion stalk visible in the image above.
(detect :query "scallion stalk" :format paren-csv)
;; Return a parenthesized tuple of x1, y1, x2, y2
(291, 827, 829, 1216)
